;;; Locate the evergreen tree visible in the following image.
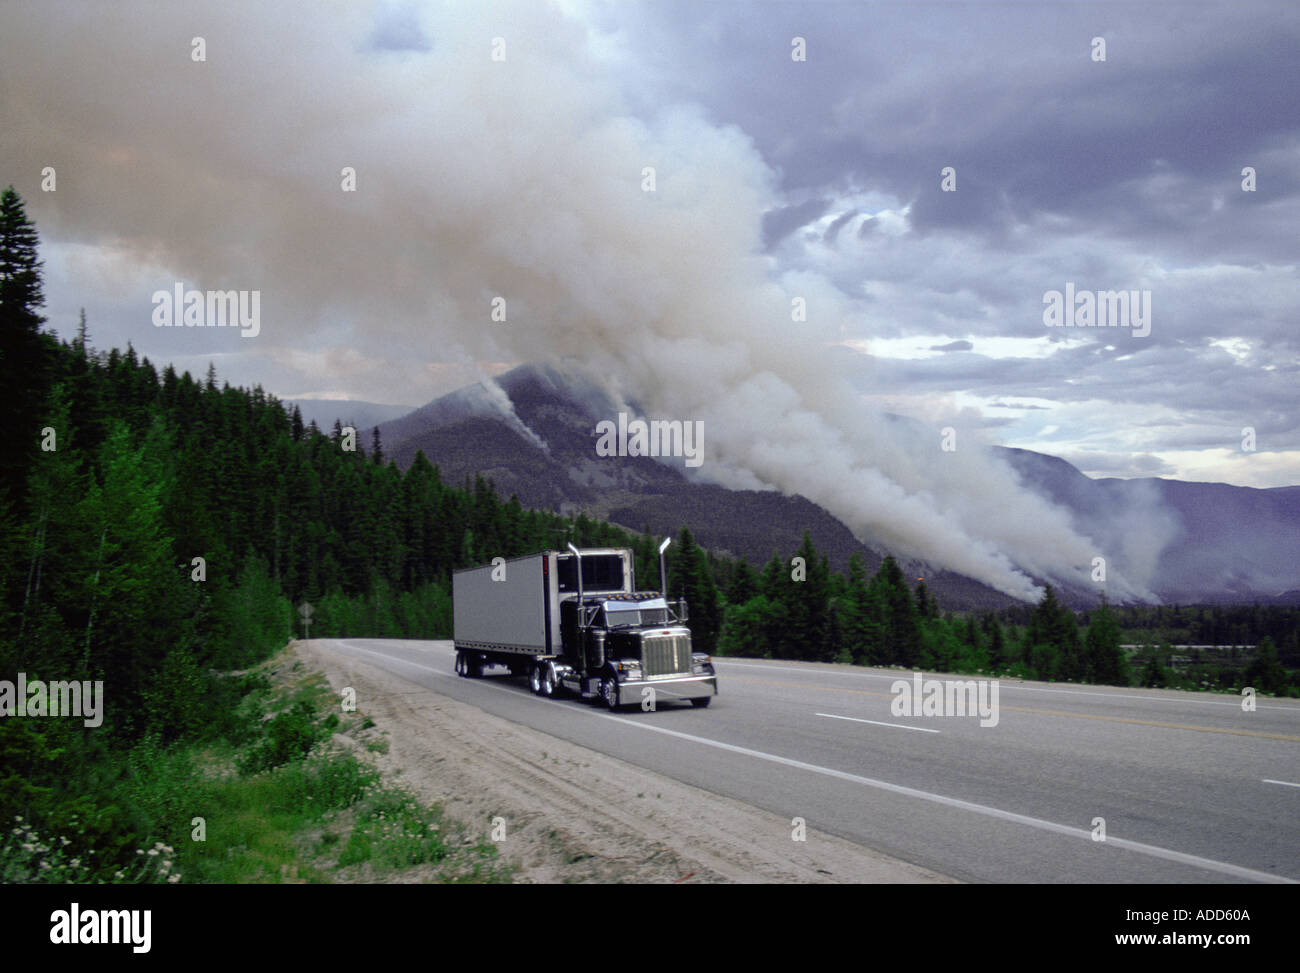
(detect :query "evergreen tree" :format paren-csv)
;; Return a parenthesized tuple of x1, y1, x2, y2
(787, 531, 832, 661)
(914, 579, 938, 619)
(758, 551, 796, 659)
(982, 612, 1008, 671)
(0, 187, 55, 507)
(1085, 596, 1129, 685)
(726, 557, 759, 606)
(838, 553, 880, 664)
(875, 555, 922, 667)
(668, 526, 720, 654)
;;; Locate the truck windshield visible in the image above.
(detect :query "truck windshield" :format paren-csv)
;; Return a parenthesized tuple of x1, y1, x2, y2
(557, 554, 626, 593)
(606, 603, 671, 627)
(606, 606, 641, 628)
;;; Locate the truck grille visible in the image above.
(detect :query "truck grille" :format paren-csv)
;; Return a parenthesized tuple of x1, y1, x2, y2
(642, 634, 691, 678)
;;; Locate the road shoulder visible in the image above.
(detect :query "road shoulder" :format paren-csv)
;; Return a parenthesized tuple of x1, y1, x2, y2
(295, 639, 956, 884)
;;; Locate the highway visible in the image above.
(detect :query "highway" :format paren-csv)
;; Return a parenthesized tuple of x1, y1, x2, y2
(314, 638, 1300, 883)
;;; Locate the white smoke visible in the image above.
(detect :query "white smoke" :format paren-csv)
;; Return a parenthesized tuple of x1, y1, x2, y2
(0, 0, 1169, 601)
(477, 373, 550, 455)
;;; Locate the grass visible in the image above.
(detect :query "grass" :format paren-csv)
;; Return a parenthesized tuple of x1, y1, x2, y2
(1, 650, 513, 885)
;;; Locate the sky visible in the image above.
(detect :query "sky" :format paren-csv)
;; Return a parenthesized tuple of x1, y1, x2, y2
(1, 0, 1296, 502)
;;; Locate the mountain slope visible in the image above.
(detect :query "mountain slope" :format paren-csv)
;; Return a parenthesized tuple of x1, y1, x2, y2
(378, 364, 1299, 606)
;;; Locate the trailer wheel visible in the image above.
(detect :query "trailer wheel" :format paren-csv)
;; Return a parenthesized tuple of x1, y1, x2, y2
(455, 652, 466, 677)
(467, 654, 483, 678)
(601, 676, 619, 711)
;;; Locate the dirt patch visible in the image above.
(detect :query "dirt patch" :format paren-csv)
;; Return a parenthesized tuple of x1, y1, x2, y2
(294, 640, 955, 884)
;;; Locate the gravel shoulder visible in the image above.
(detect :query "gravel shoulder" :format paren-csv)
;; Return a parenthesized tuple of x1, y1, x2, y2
(295, 639, 956, 884)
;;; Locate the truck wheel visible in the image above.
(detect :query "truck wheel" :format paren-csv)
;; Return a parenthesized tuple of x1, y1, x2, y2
(690, 697, 712, 708)
(540, 664, 556, 698)
(601, 677, 619, 711)
(529, 664, 543, 695)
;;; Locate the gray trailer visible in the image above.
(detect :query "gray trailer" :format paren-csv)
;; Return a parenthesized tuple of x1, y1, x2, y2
(452, 542, 717, 710)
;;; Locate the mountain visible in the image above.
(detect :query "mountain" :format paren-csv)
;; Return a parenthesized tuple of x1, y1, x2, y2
(1000, 448, 1300, 605)
(377, 363, 1300, 607)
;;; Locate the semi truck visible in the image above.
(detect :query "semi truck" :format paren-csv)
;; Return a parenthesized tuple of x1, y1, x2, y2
(452, 540, 717, 710)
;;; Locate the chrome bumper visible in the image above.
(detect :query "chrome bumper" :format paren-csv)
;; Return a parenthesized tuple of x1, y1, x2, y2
(617, 674, 717, 701)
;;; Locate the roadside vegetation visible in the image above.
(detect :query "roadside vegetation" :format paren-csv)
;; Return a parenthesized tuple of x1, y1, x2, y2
(1, 647, 510, 883)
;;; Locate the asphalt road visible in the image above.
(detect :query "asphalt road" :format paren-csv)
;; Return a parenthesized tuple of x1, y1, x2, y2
(314, 638, 1300, 883)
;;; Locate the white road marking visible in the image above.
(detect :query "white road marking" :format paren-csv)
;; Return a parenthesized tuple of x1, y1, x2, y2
(1263, 779, 1300, 789)
(330, 639, 1295, 884)
(816, 712, 940, 733)
(335, 640, 453, 677)
(716, 660, 1296, 712)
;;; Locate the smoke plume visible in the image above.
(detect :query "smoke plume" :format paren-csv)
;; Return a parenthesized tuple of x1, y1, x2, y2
(0, 1, 1171, 601)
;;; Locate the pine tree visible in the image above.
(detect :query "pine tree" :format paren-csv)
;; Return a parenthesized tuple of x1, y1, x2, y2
(875, 555, 922, 667)
(0, 187, 54, 506)
(983, 612, 1008, 671)
(914, 579, 938, 619)
(1085, 596, 1128, 685)
(788, 531, 832, 661)
(726, 558, 759, 605)
(669, 527, 720, 654)
(758, 551, 795, 659)
(840, 553, 884, 664)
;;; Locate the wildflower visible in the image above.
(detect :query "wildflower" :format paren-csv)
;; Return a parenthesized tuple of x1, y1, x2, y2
(147, 848, 159, 857)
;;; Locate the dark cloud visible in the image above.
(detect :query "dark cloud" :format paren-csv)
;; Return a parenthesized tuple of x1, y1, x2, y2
(761, 198, 830, 248)
(822, 209, 857, 245)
